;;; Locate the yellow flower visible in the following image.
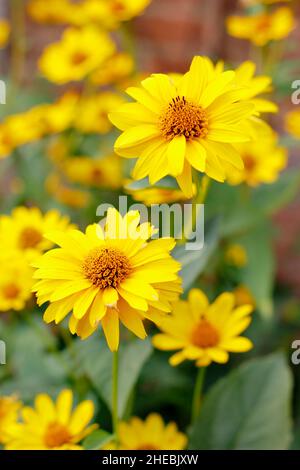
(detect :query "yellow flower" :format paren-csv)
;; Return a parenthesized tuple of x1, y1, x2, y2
(46, 173, 91, 208)
(0, 251, 34, 312)
(233, 285, 256, 309)
(0, 19, 10, 48)
(32, 208, 182, 351)
(126, 184, 196, 205)
(5, 389, 97, 450)
(107, 414, 187, 450)
(226, 7, 295, 46)
(90, 52, 134, 87)
(225, 244, 248, 267)
(153, 288, 253, 367)
(43, 92, 79, 134)
(0, 207, 74, 259)
(62, 154, 123, 189)
(27, 0, 77, 24)
(110, 56, 256, 198)
(285, 109, 300, 139)
(0, 396, 21, 444)
(227, 129, 287, 186)
(74, 92, 125, 134)
(39, 26, 115, 84)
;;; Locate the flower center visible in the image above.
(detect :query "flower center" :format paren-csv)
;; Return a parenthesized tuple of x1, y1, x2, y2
(243, 154, 256, 172)
(83, 247, 132, 289)
(44, 422, 71, 449)
(160, 96, 209, 141)
(191, 320, 219, 348)
(2, 283, 20, 299)
(71, 52, 88, 66)
(19, 227, 43, 249)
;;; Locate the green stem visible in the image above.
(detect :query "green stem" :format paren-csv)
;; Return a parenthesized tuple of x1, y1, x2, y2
(191, 366, 206, 424)
(112, 350, 119, 443)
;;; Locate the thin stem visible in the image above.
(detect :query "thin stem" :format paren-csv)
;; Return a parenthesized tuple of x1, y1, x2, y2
(191, 366, 206, 424)
(112, 350, 119, 443)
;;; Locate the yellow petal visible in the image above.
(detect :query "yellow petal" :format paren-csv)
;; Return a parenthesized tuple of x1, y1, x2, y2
(102, 309, 120, 351)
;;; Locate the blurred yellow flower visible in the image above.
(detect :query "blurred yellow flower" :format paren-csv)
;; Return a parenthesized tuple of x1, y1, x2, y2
(33, 208, 181, 351)
(43, 92, 78, 134)
(233, 285, 256, 309)
(107, 414, 187, 450)
(225, 244, 248, 267)
(46, 173, 91, 208)
(153, 288, 253, 367)
(27, 0, 77, 24)
(0, 251, 34, 312)
(0, 19, 10, 48)
(110, 56, 256, 198)
(126, 184, 196, 205)
(285, 109, 300, 139)
(5, 389, 97, 450)
(90, 52, 134, 87)
(62, 154, 123, 189)
(228, 129, 287, 186)
(0, 207, 75, 259)
(39, 26, 115, 84)
(226, 7, 295, 46)
(0, 396, 21, 444)
(74, 92, 125, 134)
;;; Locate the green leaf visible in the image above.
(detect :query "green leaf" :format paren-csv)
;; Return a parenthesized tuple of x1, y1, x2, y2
(189, 353, 293, 450)
(174, 217, 220, 291)
(68, 335, 153, 417)
(83, 430, 113, 450)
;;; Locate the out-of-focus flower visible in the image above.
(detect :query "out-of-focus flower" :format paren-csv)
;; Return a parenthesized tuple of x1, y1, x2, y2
(233, 285, 256, 309)
(90, 52, 134, 87)
(46, 173, 91, 208)
(0, 251, 34, 312)
(43, 92, 79, 133)
(0, 19, 10, 48)
(225, 244, 248, 267)
(62, 154, 123, 189)
(0, 207, 75, 259)
(74, 92, 125, 134)
(153, 288, 253, 367)
(33, 208, 181, 350)
(228, 129, 287, 186)
(0, 396, 21, 444)
(27, 0, 77, 24)
(5, 390, 97, 450)
(126, 183, 196, 205)
(285, 109, 300, 139)
(39, 26, 115, 84)
(110, 56, 256, 198)
(106, 414, 187, 450)
(226, 7, 295, 46)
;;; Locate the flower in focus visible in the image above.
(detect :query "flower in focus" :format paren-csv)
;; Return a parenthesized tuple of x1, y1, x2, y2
(0, 207, 75, 259)
(62, 154, 123, 189)
(233, 285, 256, 309)
(153, 288, 253, 367)
(106, 414, 187, 450)
(0, 19, 10, 48)
(226, 7, 295, 47)
(32, 208, 182, 351)
(110, 56, 256, 197)
(285, 109, 300, 139)
(225, 244, 248, 267)
(5, 390, 97, 450)
(0, 396, 21, 444)
(0, 251, 34, 312)
(227, 129, 287, 186)
(90, 52, 134, 87)
(39, 26, 115, 84)
(46, 173, 91, 208)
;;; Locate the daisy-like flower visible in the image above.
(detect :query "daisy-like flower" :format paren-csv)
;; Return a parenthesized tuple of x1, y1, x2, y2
(106, 414, 187, 450)
(39, 26, 115, 84)
(109, 56, 256, 197)
(0, 251, 34, 312)
(285, 109, 300, 140)
(90, 52, 134, 87)
(5, 390, 97, 450)
(32, 208, 182, 351)
(0, 207, 75, 259)
(227, 129, 287, 186)
(153, 288, 253, 367)
(226, 7, 295, 47)
(0, 396, 21, 444)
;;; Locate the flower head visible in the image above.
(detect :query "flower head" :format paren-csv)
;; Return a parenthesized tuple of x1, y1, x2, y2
(0, 396, 21, 444)
(5, 390, 97, 450)
(226, 7, 295, 46)
(285, 109, 300, 140)
(33, 208, 181, 350)
(153, 288, 253, 367)
(110, 56, 257, 197)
